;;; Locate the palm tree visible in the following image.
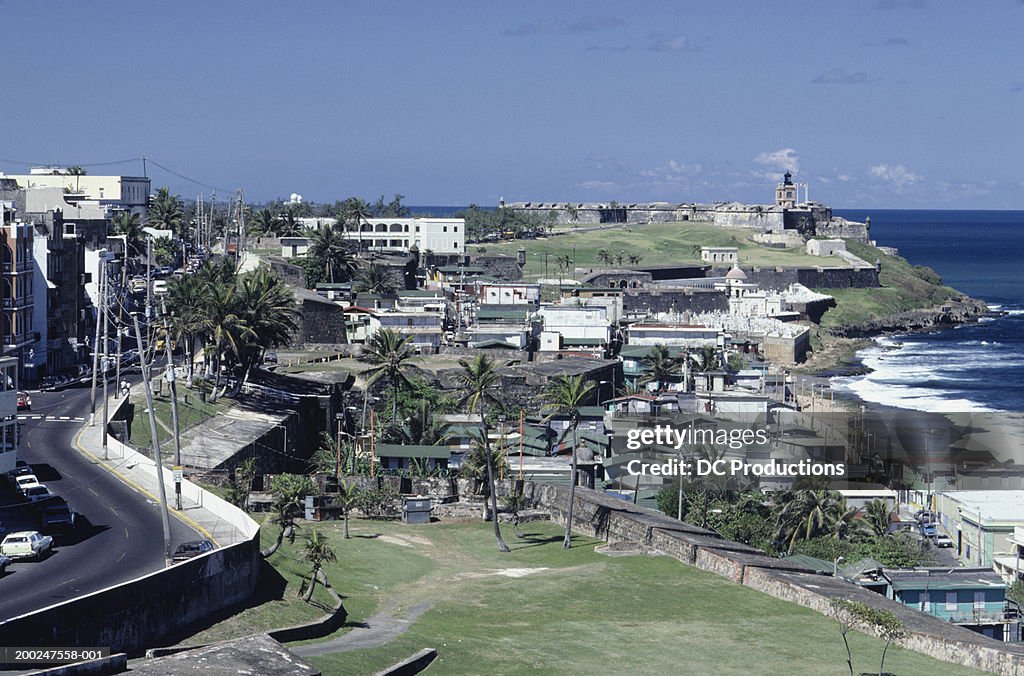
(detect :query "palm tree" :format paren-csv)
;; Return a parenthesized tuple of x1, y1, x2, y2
(308, 227, 359, 284)
(354, 263, 396, 295)
(597, 249, 613, 266)
(148, 187, 186, 240)
(276, 208, 303, 237)
(397, 400, 451, 446)
(541, 374, 595, 549)
(249, 208, 278, 236)
(337, 481, 360, 539)
(301, 529, 338, 602)
(454, 354, 510, 553)
(641, 344, 679, 391)
(235, 267, 299, 380)
(863, 498, 894, 538)
(773, 489, 839, 553)
(360, 328, 415, 428)
(165, 274, 206, 381)
(196, 281, 254, 401)
(111, 211, 146, 259)
(628, 254, 643, 265)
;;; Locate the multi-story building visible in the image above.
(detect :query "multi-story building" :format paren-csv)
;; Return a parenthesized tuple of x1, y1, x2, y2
(3, 169, 150, 219)
(1, 207, 35, 382)
(0, 356, 18, 474)
(297, 216, 464, 255)
(537, 304, 611, 352)
(367, 311, 443, 352)
(933, 490, 1024, 568)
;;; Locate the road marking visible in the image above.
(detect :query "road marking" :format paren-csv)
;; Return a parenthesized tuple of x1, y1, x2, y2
(88, 488, 99, 496)
(117, 551, 127, 563)
(124, 528, 130, 539)
(72, 427, 219, 546)
(59, 416, 70, 420)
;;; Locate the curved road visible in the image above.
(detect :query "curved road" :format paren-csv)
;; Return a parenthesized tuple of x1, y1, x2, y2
(0, 384, 199, 620)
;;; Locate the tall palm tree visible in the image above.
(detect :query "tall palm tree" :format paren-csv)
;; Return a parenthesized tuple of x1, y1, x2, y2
(773, 489, 839, 553)
(148, 186, 186, 240)
(541, 374, 595, 549)
(863, 498, 894, 538)
(354, 263, 396, 295)
(235, 267, 299, 380)
(337, 481, 360, 539)
(165, 274, 206, 381)
(277, 208, 303, 237)
(829, 496, 869, 542)
(597, 249, 613, 266)
(196, 281, 254, 401)
(302, 529, 338, 602)
(308, 227, 359, 284)
(360, 328, 415, 428)
(454, 354, 510, 553)
(249, 208, 278, 236)
(641, 344, 679, 391)
(111, 211, 146, 259)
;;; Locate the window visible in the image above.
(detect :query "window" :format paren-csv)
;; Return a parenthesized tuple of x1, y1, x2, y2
(945, 592, 957, 611)
(974, 591, 985, 610)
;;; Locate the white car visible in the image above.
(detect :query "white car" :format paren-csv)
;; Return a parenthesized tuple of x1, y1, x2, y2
(0, 531, 53, 560)
(935, 534, 954, 548)
(15, 474, 41, 495)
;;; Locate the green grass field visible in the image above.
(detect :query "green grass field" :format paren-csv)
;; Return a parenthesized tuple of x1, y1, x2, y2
(816, 240, 960, 328)
(237, 519, 981, 676)
(474, 221, 830, 280)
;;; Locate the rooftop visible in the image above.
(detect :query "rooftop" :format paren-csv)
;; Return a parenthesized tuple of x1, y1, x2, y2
(937, 490, 1024, 523)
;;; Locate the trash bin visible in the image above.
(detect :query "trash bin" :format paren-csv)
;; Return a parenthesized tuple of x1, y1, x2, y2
(402, 497, 431, 524)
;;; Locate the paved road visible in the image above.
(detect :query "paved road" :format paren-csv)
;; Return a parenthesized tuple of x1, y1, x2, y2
(0, 384, 199, 621)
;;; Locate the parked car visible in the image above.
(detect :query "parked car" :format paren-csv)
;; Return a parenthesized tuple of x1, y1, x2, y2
(935, 534, 954, 548)
(39, 499, 76, 532)
(172, 539, 215, 562)
(0, 531, 53, 560)
(15, 474, 41, 496)
(920, 523, 938, 537)
(22, 485, 53, 504)
(16, 391, 31, 410)
(129, 276, 148, 294)
(153, 280, 168, 296)
(4, 461, 34, 484)
(916, 510, 935, 524)
(0, 553, 10, 574)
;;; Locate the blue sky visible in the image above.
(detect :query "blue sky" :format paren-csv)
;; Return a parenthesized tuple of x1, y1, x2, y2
(2, 1, 1022, 208)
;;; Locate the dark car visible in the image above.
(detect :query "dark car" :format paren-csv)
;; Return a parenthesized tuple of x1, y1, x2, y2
(0, 554, 11, 575)
(4, 461, 33, 485)
(38, 497, 76, 532)
(172, 539, 215, 562)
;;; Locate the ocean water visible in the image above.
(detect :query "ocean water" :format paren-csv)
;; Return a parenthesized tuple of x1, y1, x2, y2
(831, 210, 1024, 413)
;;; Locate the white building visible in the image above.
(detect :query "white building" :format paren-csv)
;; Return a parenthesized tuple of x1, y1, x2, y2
(538, 304, 611, 351)
(3, 170, 150, 218)
(700, 246, 738, 264)
(807, 239, 846, 257)
(367, 311, 443, 352)
(626, 323, 720, 348)
(479, 282, 540, 307)
(297, 217, 465, 255)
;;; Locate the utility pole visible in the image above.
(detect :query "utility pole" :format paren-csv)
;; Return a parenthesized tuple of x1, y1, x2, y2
(101, 260, 110, 460)
(145, 235, 152, 352)
(162, 306, 182, 509)
(113, 235, 128, 394)
(89, 252, 108, 426)
(235, 189, 246, 258)
(134, 313, 173, 562)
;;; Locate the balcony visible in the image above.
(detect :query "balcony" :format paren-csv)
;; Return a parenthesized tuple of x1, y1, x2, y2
(1, 295, 33, 309)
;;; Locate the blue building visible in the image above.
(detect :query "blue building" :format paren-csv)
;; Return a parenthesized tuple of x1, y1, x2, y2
(883, 568, 1020, 642)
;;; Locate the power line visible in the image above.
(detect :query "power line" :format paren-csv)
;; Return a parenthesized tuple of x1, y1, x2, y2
(144, 158, 235, 194)
(0, 155, 236, 195)
(0, 156, 144, 169)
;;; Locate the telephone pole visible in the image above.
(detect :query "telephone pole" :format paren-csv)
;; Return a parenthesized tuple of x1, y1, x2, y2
(101, 260, 110, 460)
(89, 252, 110, 425)
(134, 313, 173, 562)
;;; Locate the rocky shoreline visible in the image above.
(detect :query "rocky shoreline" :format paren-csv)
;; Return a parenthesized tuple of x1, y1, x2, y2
(800, 295, 991, 378)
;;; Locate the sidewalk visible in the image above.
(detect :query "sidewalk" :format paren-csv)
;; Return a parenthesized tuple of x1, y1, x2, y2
(74, 393, 258, 550)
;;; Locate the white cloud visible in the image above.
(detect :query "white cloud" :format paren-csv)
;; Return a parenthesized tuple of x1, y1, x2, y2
(869, 163, 922, 188)
(649, 33, 693, 52)
(579, 180, 618, 191)
(753, 149, 799, 173)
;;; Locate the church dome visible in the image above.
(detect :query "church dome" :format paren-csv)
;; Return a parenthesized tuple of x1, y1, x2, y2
(725, 264, 747, 281)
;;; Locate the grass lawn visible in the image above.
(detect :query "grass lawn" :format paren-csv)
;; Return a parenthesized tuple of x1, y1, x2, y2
(251, 519, 982, 676)
(129, 388, 234, 451)
(475, 221, 831, 280)
(815, 241, 961, 328)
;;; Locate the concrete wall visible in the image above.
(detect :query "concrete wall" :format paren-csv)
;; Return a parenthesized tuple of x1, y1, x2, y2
(0, 537, 260, 652)
(526, 482, 1024, 675)
(709, 266, 880, 291)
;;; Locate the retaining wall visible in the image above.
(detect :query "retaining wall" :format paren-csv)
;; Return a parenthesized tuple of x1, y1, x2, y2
(528, 482, 1024, 675)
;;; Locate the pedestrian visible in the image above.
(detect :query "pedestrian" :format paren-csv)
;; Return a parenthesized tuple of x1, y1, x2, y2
(120, 379, 130, 397)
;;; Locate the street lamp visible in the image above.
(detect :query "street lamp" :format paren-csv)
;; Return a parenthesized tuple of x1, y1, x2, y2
(833, 555, 845, 578)
(598, 380, 609, 405)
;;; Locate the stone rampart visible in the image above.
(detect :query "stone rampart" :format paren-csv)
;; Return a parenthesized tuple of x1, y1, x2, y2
(528, 482, 1024, 675)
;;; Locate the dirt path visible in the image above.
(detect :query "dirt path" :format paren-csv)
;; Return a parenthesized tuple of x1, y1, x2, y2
(290, 601, 435, 656)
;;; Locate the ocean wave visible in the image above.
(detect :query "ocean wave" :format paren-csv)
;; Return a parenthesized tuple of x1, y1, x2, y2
(832, 376, 998, 413)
